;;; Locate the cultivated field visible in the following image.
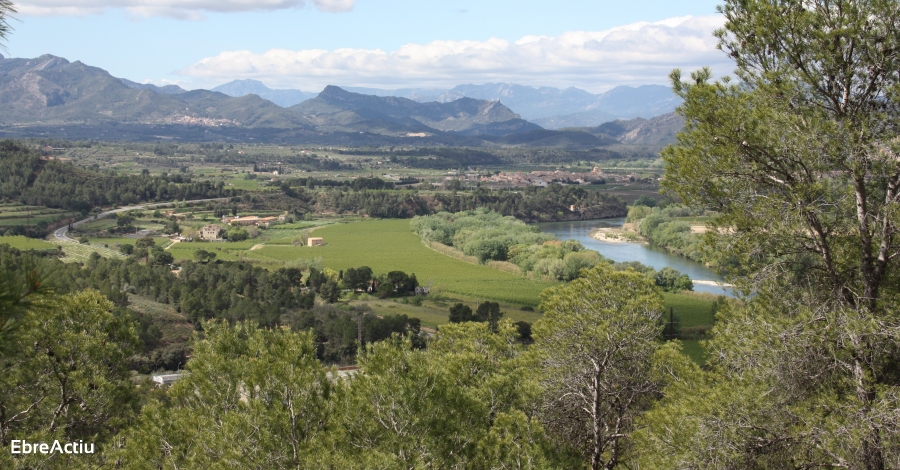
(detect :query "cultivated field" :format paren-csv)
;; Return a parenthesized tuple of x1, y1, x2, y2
(0, 202, 79, 228)
(0, 235, 58, 250)
(300, 219, 558, 306)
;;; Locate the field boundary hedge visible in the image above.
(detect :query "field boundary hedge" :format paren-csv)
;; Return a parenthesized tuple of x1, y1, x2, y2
(424, 240, 523, 276)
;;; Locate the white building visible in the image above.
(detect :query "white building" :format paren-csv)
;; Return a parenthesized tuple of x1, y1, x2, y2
(152, 373, 184, 385)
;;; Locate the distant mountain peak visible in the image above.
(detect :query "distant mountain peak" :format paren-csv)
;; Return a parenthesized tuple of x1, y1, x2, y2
(30, 55, 70, 70)
(212, 79, 318, 107)
(319, 85, 350, 96)
(119, 78, 187, 95)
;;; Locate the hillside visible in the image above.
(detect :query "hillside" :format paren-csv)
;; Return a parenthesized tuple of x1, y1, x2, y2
(569, 113, 685, 147)
(0, 55, 310, 129)
(289, 85, 540, 136)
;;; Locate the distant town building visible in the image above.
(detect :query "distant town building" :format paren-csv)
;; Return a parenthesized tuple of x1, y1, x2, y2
(200, 224, 222, 240)
(307, 237, 324, 247)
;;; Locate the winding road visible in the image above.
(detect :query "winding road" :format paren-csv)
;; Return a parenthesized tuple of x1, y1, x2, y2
(53, 198, 230, 242)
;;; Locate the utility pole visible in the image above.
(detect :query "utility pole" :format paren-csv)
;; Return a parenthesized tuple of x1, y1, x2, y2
(357, 312, 364, 353)
(668, 307, 675, 340)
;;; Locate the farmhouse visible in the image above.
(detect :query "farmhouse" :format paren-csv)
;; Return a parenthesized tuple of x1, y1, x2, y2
(307, 237, 324, 247)
(200, 224, 222, 240)
(224, 215, 278, 227)
(256, 216, 277, 227)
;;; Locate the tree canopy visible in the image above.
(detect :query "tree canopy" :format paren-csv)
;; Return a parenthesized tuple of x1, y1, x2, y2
(647, 0, 900, 467)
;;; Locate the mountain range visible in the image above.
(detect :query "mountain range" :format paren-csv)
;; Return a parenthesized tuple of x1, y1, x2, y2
(212, 80, 681, 128)
(293, 85, 540, 136)
(0, 54, 683, 150)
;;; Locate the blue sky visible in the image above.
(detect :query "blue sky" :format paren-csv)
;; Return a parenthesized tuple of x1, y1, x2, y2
(8, 0, 731, 92)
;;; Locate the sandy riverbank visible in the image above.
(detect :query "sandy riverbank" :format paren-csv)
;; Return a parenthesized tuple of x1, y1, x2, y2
(589, 227, 645, 244)
(691, 279, 735, 288)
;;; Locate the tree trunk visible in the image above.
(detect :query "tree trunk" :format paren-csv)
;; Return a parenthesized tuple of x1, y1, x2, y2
(854, 356, 884, 470)
(591, 367, 603, 470)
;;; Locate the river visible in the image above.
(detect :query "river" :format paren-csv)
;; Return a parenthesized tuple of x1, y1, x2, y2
(538, 219, 733, 297)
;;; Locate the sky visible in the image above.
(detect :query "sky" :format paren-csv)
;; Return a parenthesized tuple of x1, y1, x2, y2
(6, 0, 733, 93)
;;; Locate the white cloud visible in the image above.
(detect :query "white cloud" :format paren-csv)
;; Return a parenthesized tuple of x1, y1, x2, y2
(179, 15, 733, 92)
(312, 0, 353, 13)
(16, 0, 356, 18)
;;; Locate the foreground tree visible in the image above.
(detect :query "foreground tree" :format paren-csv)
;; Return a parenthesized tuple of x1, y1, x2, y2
(648, 0, 900, 467)
(0, 290, 139, 469)
(0, 1, 14, 48)
(533, 264, 675, 469)
(112, 321, 335, 468)
(0, 268, 45, 356)
(337, 322, 576, 468)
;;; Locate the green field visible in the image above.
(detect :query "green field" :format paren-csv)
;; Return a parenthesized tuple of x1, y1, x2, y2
(168, 239, 260, 263)
(163, 217, 724, 319)
(166, 218, 556, 306)
(0, 203, 79, 228)
(0, 233, 134, 263)
(85, 236, 173, 248)
(0, 235, 58, 250)
(57, 240, 129, 263)
(660, 291, 719, 328)
(659, 291, 721, 365)
(301, 219, 557, 306)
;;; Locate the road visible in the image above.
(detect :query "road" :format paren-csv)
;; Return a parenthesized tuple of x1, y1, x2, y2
(53, 198, 230, 242)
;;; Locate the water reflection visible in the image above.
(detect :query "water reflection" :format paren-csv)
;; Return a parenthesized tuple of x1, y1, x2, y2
(537, 218, 734, 297)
